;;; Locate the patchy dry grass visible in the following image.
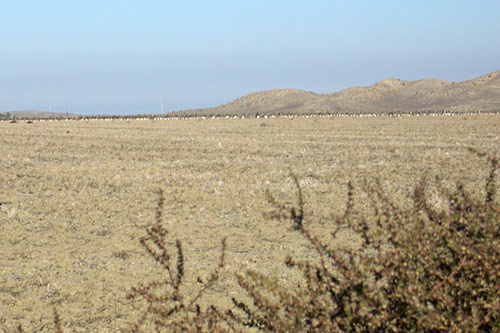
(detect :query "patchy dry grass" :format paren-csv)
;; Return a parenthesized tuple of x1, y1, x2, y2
(0, 115, 499, 330)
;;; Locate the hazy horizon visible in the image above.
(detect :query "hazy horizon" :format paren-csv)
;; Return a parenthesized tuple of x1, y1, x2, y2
(2, 1, 500, 115)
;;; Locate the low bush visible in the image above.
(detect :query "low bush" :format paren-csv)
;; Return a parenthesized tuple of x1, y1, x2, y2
(7, 151, 499, 332)
(128, 150, 499, 332)
(126, 190, 229, 332)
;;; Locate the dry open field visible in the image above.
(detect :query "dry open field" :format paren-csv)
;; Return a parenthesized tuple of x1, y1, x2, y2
(1, 115, 499, 331)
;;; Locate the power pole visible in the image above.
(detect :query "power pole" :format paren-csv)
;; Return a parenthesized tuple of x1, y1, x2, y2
(49, 100, 52, 113)
(161, 96, 164, 114)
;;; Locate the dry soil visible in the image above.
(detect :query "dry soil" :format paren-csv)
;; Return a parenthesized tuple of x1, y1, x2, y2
(0, 115, 499, 331)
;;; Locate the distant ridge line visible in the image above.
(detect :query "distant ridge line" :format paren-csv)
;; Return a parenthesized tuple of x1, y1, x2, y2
(2, 70, 499, 120)
(172, 70, 500, 117)
(0, 110, 76, 118)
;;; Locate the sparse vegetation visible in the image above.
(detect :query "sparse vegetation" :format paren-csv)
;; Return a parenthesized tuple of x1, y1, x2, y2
(125, 151, 499, 332)
(0, 115, 499, 331)
(126, 189, 229, 332)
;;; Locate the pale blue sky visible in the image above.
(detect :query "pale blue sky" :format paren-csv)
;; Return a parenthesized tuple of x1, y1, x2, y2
(1, 1, 499, 115)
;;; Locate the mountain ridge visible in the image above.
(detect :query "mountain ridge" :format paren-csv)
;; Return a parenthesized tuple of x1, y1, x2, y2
(174, 70, 500, 116)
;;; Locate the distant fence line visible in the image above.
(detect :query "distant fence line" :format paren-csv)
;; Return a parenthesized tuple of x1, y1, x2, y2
(1, 109, 499, 122)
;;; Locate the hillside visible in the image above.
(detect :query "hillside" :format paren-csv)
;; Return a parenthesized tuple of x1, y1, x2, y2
(174, 70, 500, 116)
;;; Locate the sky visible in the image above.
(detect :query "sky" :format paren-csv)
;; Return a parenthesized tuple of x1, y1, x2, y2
(1, 1, 500, 115)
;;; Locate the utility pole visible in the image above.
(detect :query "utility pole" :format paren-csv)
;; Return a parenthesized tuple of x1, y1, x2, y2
(49, 100, 52, 113)
(161, 96, 164, 114)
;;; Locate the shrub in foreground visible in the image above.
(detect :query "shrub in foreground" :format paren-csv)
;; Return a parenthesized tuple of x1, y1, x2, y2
(11, 151, 495, 332)
(127, 150, 499, 332)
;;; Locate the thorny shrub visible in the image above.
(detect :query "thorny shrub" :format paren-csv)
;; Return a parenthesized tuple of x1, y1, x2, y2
(19, 151, 495, 332)
(126, 189, 229, 332)
(127, 150, 499, 332)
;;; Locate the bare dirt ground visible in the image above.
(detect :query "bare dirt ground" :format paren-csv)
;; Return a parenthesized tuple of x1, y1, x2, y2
(0, 115, 499, 331)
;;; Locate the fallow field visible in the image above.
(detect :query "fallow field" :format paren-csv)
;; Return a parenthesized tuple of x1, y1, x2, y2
(0, 115, 499, 331)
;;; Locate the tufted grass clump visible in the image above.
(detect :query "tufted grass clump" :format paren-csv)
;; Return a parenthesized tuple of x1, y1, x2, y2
(129, 151, 499, 332)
